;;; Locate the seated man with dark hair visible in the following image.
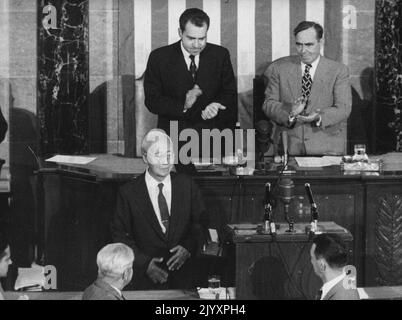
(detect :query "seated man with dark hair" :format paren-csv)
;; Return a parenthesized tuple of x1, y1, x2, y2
(0, 107, 7, 144)
(310, 233, 359, 300)
(0, 231, 12, 300)
(83, 243, 134, 300)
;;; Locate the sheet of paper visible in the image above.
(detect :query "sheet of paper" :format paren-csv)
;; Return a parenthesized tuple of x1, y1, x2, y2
(208, 229, 219, 243)
(46, 155, 97, 165)
(14, 265, 45, 290)
(295, 156, 342, 167)
(357, 288, 369, 299)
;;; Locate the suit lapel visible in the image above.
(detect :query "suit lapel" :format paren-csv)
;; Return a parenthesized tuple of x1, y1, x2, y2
(168, 173, 181, 243)
(135, 174, 167, 242)
(287, 58, 303, 100)
(168, 41, 194, 85)
(196, 44, 212, 87)
(306, 56, 326, 114)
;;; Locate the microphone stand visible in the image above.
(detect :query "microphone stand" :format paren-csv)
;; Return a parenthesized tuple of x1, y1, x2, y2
(264, 183, 277, 236)
(305, 183, 319, 236)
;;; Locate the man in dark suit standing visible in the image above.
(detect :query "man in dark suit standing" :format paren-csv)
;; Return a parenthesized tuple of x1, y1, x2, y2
(263, 21, 351, 155)
(0, 107, 7, 144)
(144, 8, 237, 164)
(83, 243, 134, 300)
(111, 129, 207, 290)
(310, 233, 359, 300)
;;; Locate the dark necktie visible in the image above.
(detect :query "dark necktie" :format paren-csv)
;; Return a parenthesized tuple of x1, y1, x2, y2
(189, 55, 197, 81)
(302, 64, 313, 100)
(158, 183, 170, 234)
(315, 288, 323, 300)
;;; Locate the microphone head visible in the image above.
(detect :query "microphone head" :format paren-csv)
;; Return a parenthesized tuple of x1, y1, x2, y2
(278, 178, 294, 204)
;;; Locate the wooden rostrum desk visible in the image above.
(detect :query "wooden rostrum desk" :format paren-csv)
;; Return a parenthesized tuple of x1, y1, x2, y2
(35, 155, 402, 291)
(230, 222, 353, 299)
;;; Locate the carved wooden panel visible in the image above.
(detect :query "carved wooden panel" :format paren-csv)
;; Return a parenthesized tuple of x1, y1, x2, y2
(375, 194, 402, 285)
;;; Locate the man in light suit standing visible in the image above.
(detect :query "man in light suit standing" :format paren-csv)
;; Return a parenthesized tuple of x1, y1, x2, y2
(263, 21, 351, 155)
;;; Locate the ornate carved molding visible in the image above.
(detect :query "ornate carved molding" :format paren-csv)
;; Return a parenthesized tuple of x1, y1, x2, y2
(375, 194, 402, 285)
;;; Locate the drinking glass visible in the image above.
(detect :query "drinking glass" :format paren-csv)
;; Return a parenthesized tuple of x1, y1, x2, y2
(353, 144, 369, 162)
(208, 275, 221, 300)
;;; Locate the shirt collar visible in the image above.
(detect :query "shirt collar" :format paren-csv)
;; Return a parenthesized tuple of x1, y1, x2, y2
(109, 284, 122, 297)
(321, 272, 346, 300)
(301, 55, 320, 70)
(180, 41, 200, 67)
(145, 170, 171, 189)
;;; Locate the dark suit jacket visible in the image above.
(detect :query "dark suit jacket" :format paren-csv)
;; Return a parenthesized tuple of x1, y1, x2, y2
(263, 55, 352, 155)
(144, 41, 238, 134)
(0, 107, 7, 143)
(82, 279, 124, 300)
(111, 172, 206, 288)
(322, 280, 360, 300)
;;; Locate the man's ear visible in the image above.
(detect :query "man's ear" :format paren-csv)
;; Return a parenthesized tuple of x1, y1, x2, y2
(142, 154, 148, 164)
(178, 28, 183, 39)
(318, 258, 327, 272)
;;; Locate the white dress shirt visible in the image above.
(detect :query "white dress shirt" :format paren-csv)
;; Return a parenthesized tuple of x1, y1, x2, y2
(0, 283, 4, 300)
(320, 273, 346, 300)
(181, 41, 200, 70)
(301, 55, 321, 80)
(145, 170, 172, 233)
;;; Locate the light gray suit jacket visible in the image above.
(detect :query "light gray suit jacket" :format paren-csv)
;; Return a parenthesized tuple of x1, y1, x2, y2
(263, 55, 352, 155)
(82, 279, 125, 301)
(322, 280, 360, 300)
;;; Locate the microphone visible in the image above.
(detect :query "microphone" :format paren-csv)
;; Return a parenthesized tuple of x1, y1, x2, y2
(282, 131, 288, 168)
(305, 183, 319, 233)
(277, 178, 295, 232)
(264, 183, 276, 234)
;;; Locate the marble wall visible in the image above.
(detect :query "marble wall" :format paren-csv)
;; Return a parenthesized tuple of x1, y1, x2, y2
(375, 0, 402, 152)
(38, 0, 89, 156)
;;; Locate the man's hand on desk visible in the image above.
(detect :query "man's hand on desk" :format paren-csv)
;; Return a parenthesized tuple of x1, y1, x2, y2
(167, 245, 190, 271)
(146, 258, 169, 284)
(184, 85, 203, 111)
(201, 103, 226, 120)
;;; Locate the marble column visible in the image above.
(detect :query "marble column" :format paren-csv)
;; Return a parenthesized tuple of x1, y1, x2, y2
(38, 0, 89, 156)
(375, 0, 402, 152)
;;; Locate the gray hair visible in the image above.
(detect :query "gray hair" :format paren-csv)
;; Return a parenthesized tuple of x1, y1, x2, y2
(97, 243, 134, 278)
(141, 129, 173, 156)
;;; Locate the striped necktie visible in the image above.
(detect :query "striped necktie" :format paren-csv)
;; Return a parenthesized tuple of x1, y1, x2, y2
(158, 183, 170, 234)
(189, 54, 197, 82)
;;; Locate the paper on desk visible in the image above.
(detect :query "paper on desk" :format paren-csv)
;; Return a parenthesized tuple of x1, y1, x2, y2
(14, 264, 45, 291)
(295, 156, 342, 167)
(46, 155, 97, 165)
(357, 288, 369, 299)
(197, 287, 236, 300)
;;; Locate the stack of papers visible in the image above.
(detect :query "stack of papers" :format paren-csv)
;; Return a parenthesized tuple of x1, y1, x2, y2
(46, 155, 97, 165)
(197, 287, 236, 300)
(14, 264, 46, 291)
(295, 156, 342, 167)
(380, 153, 402, 171)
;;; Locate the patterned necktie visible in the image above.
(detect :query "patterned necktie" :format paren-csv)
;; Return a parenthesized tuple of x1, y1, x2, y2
(158, 183, 170, 234)
(302, 63, 313, 100)
(189, 54, 197, 81)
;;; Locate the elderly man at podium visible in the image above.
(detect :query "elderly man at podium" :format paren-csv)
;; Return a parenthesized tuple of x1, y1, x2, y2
(111, 129, 206, 290)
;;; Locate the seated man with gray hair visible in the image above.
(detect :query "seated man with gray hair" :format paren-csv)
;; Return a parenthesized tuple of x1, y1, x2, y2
(83, 243, 134, 300)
